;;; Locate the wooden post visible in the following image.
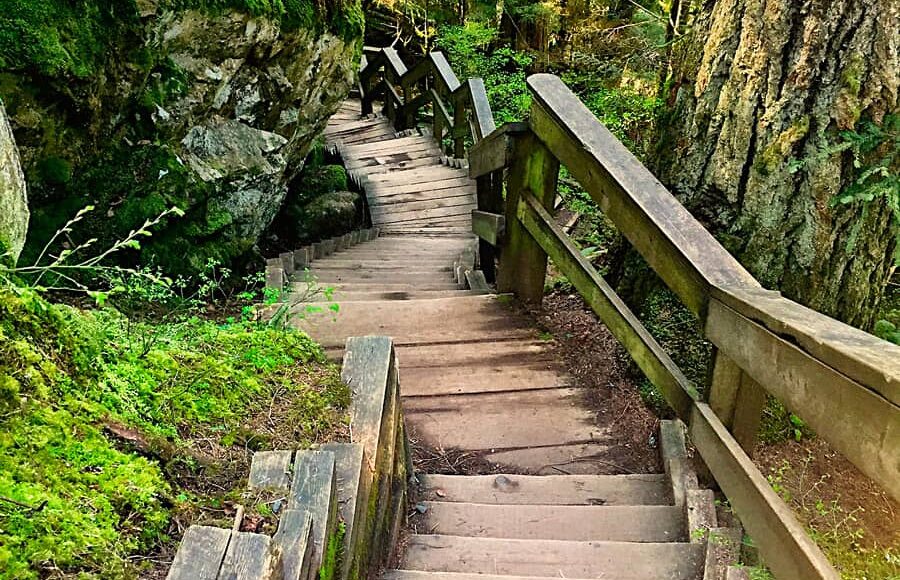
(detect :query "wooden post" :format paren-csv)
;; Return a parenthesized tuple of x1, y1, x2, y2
(453, 94, 467, 159)
(475, 170, 505, 283)
(708, 350, 767, 455)
(496, 131, 559, 303)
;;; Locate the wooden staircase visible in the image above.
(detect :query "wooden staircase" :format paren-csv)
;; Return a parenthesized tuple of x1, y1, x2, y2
(285, 98, 745, 580)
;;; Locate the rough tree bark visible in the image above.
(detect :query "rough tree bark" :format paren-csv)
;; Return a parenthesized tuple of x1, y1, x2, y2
(656, 0, 898, 329)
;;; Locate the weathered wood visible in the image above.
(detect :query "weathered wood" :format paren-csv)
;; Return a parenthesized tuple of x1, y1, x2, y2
(468, 122, 529, 178)
(419, 473, 672, 505)
(280, 252, 295, 275)
(343, 336, 395, 471)
(689, 402, 839, 579)
(218, 532, 280, 580)
(712, 285, 900, 407)
(526, 74, 759, 318)
(465, 269, 489, 292)
(428, 52, 461, 94)
(659, 420, 696, 507)
(496, 133, 559, 303)
(516, 193, 698, 418)
(248, 450, 293, 491)
(166, 526, 231, 580)
(464, 78, 496, 140)
(273, 510, 314, 580)
(706, 299, 900, 501)
(320, 443, 367, 580)
(471, 210, 505, 246)
(288, 450, 337, 580)
(707, 352, 765, 454)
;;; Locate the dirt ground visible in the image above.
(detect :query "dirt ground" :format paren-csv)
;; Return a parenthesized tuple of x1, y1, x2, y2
(755, 437, 899, 556)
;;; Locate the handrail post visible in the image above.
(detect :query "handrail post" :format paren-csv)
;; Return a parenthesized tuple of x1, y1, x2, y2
(497, 131, 559, 303)
(707, 350, 766, 455)
(453, 94, 466, 158)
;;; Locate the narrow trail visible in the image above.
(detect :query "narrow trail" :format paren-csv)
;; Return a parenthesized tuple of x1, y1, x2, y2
(289, 99, 710, 579)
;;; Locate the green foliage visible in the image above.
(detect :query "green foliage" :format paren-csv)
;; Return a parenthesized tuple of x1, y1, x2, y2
(0, 0, 361, 80)
(35, 156, 72, 185)
(434, 22, 533, 124)
(0, 0, 135, 77)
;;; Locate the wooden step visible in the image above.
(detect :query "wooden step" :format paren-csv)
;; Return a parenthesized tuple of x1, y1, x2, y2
(403, 388, 609, 451)
(417, 473, 672, 505)
(418, 502, 685, 542)
(305, 290, 479, 302)
(385, 572, 595, 580)
(401, 535, 705, 579)
(307, 259, 454, 271)
(292, 296, 538, 348)
(307, 270, 456, 285)
(289, 282, 465, 294)
(400, 360, 572, 396)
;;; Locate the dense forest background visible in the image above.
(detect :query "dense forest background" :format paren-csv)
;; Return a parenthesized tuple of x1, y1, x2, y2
(365, 0, 899, 352)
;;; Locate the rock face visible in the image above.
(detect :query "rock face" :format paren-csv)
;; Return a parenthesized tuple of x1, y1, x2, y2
(1, 0, 363, 273)
(0, 101, 28, 264)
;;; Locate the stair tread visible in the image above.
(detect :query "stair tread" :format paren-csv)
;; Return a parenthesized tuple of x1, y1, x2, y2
(401, 535, 705, 579)
(418, 501, 685, 542)
(418, 473, 672, 505)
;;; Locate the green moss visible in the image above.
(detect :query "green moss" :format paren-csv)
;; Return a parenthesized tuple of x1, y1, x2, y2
(35, 156, 72, 185)
(319, 522, 346, 580)
(0, 287, 346, 577)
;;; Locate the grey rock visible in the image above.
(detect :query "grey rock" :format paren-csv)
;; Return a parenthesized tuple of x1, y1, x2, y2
(0, 102, 28, 264)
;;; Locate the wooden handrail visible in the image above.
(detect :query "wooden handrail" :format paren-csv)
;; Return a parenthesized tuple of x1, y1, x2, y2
(465, 69, 900, 580)
(358, 45, 497, 155)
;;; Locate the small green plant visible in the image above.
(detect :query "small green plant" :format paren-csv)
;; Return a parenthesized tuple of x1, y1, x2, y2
(319, 522, 346, 580)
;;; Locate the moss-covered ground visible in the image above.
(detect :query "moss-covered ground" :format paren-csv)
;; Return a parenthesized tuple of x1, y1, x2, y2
(0, 283, 348, 578)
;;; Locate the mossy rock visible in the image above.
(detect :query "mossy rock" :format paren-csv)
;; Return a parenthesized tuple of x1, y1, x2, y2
(287, 190, 361, 244)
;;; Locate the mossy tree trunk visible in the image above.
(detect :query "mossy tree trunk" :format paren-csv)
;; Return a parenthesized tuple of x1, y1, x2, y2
(656, 0, 898, 329)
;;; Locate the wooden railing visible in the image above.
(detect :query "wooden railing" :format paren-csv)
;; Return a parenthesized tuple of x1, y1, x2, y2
(468, 74, 900, 580)
(359, 46, 496, 157)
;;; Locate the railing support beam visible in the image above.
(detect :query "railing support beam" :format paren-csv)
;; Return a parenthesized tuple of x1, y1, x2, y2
(708, 351, 766, 455)
(497, 133, 559, 303)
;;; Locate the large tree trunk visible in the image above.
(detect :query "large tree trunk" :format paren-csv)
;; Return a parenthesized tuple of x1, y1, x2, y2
(656, 0, 898, 329)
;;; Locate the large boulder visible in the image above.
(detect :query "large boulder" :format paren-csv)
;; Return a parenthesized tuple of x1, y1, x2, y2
(0, 0, 364, 274)
(0, 101, 28, 264)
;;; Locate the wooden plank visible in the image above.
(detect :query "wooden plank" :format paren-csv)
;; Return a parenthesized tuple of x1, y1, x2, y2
(367, 176, 472, 196)
(526, 74, 759, 318)
(689, 402, 839, 579)
(372, 203, 476, 225)
(248, 450, 293, 491)
(516, 192, 699, 418)
(369, 190, 475, 209)
(428, 52, 461, 93)
(218, 532, 279, 580)
(402, 535, 705, 579)
(420, 502, 685, 541)
(465, 269, 490, 292)
(369, 195, 475, 215)
(344, 336, 395, 467)
(418, 473, 671, 505)
(712, 285, 900, 407)
(706, 299, 900, 501)
(273, 509, 313, 580)
(496, 132, 559, 303)
(364, 166, 466, 184)
(463, 78, 496, 140)
(471, 210, 505, 246)
(707, 352, 766, 454)
(288, 450, 337, 580)
(167, 526, 231, 580)
(403, 387, 604, 451)
(320, 443, 367, 580)
(467, 122, 528, 178)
